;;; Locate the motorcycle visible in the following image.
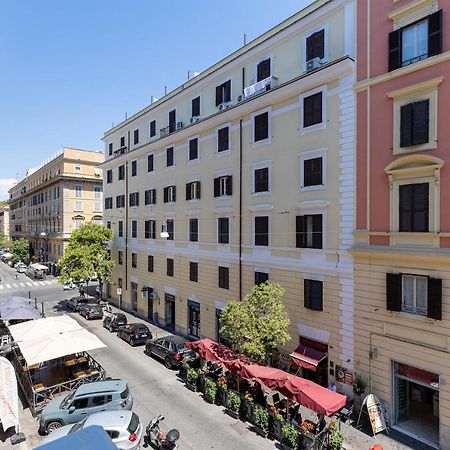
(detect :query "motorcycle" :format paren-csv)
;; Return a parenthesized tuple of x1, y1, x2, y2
(145, 415, 180, 449)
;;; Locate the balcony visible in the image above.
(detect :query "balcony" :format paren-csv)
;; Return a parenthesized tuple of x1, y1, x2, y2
(241, 76, 279, 100)
(160, 122, 184, 138)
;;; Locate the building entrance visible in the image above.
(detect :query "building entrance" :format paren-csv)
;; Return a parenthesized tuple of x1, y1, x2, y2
(165, 293, 175, 329)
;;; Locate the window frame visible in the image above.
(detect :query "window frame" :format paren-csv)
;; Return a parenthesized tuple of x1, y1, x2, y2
(217, 124, 231, 155)
(149, 120, 157, 138)
(189, 261, 198, 282)
(300, 86, 327, 134)
(147, 255, 154, 272)
(133, 129, 140, 145)
(217, 217, 230, 244)
(131, 160, 137, 177)
(252, 108, 272, 147)
(167, 258, 174, 277)
(304, 278, 323, 311)
(131, 220, 138, 239)
(251, 160, 272, 196)
(218, 266, 229, 289)
(166, 147, 175, 168)
(302, 24, 329, 71)
(188, 136, 200, 162)
(300, 148, 327, 191)
(131, 252, 137, 268)
(253, 215, 270, 247)
(147, 153, 155, 172)
(215, 78, 232, 106)
(188, 218, 199, 243)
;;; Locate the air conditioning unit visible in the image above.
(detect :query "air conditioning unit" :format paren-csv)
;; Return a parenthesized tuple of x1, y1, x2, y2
(306, 57, 322, 71)
(176, 121, 184, 129)
(190, 116, 200, 124)
(218, 102, 231, 111)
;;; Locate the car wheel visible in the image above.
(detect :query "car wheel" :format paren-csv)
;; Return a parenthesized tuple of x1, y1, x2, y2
(164, 356, 172, 369)
(46, 421, 62, 433)
(130, 338, 135, 347)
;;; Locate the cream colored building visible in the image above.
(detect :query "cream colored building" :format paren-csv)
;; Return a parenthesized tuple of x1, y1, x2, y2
(9, 148, 104, 274)
(102, 0, 356, 393)
(0, 205, 10, 239)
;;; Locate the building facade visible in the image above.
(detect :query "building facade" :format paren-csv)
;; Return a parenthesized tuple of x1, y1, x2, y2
(102, 0, 356, 393)
(0, 205, 10, 240)
(354, 1, 450, 447)
(9, 148, 104, 273)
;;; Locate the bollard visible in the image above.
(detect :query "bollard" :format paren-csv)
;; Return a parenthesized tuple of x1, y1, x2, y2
(34, 298, 37, 309)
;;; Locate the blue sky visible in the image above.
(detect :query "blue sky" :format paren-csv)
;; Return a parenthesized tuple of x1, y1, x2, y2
(0, 0, 314, 199)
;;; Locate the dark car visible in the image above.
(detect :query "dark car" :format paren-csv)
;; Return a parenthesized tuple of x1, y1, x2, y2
(103, 313, 127, 332)
(117, 323, 152, 346)
(145, 335, 193, 369)
(66, 296, 93, 311)
(80, 304, 103, 320)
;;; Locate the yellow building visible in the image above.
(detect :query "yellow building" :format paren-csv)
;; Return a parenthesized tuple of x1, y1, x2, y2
(102, 0, 356, 393)
(9, 148, 104, 274)
(0, 205, 10, 240)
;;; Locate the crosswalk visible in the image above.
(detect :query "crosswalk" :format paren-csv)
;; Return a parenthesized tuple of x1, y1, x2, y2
(0, 279, 57, 290)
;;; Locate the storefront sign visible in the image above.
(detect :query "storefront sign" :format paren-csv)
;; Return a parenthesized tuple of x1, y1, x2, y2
(366, 394, 387, 435)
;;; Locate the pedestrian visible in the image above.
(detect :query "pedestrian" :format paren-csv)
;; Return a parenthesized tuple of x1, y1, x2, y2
(316, 413, 326, 433)
(328, 381, 337, 392)
(14, 271, 18, 279)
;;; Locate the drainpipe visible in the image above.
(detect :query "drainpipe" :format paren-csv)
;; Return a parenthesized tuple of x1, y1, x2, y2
(125, 131, 130, 293)
(239, 118, 243, 301)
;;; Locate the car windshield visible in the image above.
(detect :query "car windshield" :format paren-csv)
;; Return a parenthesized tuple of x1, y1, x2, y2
(176, 342, 187, 351)
(127, 412, 139, 434)
(69, 418, 86, 434)
(60, 391, 75, 409)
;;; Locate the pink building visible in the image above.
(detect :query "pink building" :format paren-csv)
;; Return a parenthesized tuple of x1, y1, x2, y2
(354, 1, 450, 447)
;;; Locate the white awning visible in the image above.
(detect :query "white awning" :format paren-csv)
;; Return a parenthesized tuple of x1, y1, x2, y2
(8, 316, 106, 366)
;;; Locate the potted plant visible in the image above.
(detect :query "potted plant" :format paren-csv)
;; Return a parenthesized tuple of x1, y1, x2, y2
(353, 375, 367, 413)
(186, 367, 199, 392)
(268, 405, 285, 441)
(217, 375, 228, 406)
(241, 391, 254, 423)
(300, 419, 316, 448)
(178, 358, 190, 381)
(328, 430, 345, 450)
(281, 423, 299, 450)
(197, 367, 206, 392)
(203, 378, 217, 404)
(226, 390, 241, 419)
(253, 405, 269, 438)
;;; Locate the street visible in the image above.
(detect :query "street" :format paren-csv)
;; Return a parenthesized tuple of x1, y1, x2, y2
(0, 263, 274, 450)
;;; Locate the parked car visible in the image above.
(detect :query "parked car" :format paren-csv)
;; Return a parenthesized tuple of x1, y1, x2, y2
(117, 324, 152, 346)
(145, 335, 193, 369)
(16, 263, 28, 273)
(80, 304, 103, 320)
(38, 379, 133, 435)
(67, 296, 94, 312)
(38, 411, 142, 449)
(103, 313, 127, 332)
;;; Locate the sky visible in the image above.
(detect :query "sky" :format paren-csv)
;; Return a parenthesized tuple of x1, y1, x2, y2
(0, 0, 314, 200)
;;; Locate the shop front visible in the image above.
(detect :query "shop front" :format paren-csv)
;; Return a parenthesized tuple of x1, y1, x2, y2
(187, 300, 200, 338)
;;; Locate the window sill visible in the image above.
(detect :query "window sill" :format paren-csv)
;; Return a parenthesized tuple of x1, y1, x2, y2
(392, 310, 435, 324)
(217, 149, 232, 157)
(300, 184, 326, 192)
(251, 191, 271, 197)
(216, 195, 232, 201)
(300, 122, 326, 135)
(187, 159, 200, 165)
(252, 137, 272, 149)
(393, 142, 437, 155)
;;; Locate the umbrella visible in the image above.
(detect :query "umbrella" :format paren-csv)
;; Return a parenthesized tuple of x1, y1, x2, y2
(0, 304, 40, 321)
(0, 296, 31, 307)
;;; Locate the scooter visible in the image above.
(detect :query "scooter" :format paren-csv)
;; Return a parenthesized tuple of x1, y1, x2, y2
(145, 415, 180, 449)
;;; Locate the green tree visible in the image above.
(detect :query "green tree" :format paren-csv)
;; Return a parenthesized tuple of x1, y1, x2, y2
(219, 282, 291, 363)
(59, 223, 114, 296)
(11, 238, 30, 264)
(0, 233, 11, 250)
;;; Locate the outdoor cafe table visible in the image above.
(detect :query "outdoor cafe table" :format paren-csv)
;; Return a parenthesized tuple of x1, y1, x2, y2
(65, 356, 87, 367)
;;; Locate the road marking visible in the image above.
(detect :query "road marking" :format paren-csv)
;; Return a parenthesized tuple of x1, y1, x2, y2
(38, 282, 46, 286)
(26, 282, 33, 286)
(5, 284, 10, 289)
(0, 286, 3, 289)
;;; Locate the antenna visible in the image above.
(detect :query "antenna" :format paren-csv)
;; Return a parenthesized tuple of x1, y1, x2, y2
(125, 112, 128, 120)
(244, 33, 247, 46)
(165, 86, 167, 95)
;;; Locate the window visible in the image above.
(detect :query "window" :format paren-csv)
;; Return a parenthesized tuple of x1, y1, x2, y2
(389, 11, 442, 71)
(104, 197, 112, 210)
(108, 143, 113, 156)
(399, 183, 429, 232)
(218, 217, 229, 244)
(163, 185, 176, 203)
(106, 170, 112, 183)
(148, 255, 154, 272)
(255, 271, 268, 285)
(217, 126, 230, 153)
(190, 262, 198, 282)
(186, 181, 201, 200)
(218, 266, 229, 289)
(304, 279, 323, 311)
(189, 138, 199, 161)
(166, 147, 174, 167)
(91, 396, 107, 407)
(118, 165, 125, 180)
(74, 201, 83, 211)
(129, 192, 139, 207)
(131, 220, 137, 238)
(303, 92, 323, 128)
(189, 218, 199, 242)
(192, 96, 200, 117)
(147, 154, 154, 172)
(188, 301, 200, 337)
(74, 165, 81, 173)
(145, 220, 156, 239)
(73, 398, 89, 409)
(214, 176, 232, 197)
(131, 252, 137, 268)
(166, 219, 174, 240)
(75, 185, 82, 198)
(386, 273, 442, 319)
(131, 160, 137, 176)
(120, 136, 125, 147)
(216, 80, 231, 106)
(133, 129, 139, 145)
(93, 202, 101, 212)
(257, 58, 271, 82)
(116, 194, 125, 208)
(118, 221, 123, 237)
(93, 186, 101, 199)
(254, 112, 269, 142)
(296, 214, 323, 249)
(106, 221, 111, 229)
(303, 157, 323, 187)
(167, 258, 174, 276)
(168, 109, 176, 133)
(254, 216, 269, 246)
(149, 120, 156, 138)
(118, 250, 123, 265)
(254, 167, 269, 193)
(306, 29, 325, 61)
(400, 100, 429, 147)
(145, 189, 156, 205)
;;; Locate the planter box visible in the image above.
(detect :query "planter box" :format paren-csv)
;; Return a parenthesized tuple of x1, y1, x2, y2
(253, 424, 268, 438)
(203, 393, 215, 404)
(186, 381, 197, 392)
(178, 366, 187, 381)
(282, 443, 297, 450)
(217, 387, 228, 406)
(198, 376, 205, 393)
(269, 416, 285, 442)
(241, 399, 254, 423)
(299, 433, 315, 450)
(226, 408, 240, 419)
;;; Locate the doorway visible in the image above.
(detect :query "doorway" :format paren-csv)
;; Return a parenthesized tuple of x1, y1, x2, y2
(131, 282, 138, 312)
(165, 293, 175, 329)
(147, 288, 154, 321)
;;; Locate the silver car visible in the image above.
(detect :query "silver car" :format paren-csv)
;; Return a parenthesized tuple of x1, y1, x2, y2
(37, 410, 142, 449)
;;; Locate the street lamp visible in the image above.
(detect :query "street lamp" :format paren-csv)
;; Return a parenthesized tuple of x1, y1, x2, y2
(160, 222, 169, 239)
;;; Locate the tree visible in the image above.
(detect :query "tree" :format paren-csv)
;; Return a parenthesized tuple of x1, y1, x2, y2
(11, 239, 30, 264)
(0, 233, 11, 250)
(59, 223, 114, 296)
(219, 282, 291, 363)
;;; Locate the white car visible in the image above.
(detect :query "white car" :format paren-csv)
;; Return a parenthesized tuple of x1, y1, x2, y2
(17, 263, 28, 273)
(37, 410, 142, 449)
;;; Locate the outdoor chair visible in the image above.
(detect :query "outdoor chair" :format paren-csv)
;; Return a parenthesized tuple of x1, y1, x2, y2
(337, 400, 354, 428)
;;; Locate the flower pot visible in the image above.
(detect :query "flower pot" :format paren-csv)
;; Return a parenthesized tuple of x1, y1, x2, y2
(282, 443, 296, 450)
(226, 408, 240, 419)
(298, 433, 314, 450)
(178, 366, 188, 381)
(217, 386, 228, 406)
(269, 416, 285, 442)
(253, 424, 268, 438)
(241, 399, 254, 423)
(198, 375, 205, 393)
(203, 393, 215, 404)
(186, 381, 197, 392)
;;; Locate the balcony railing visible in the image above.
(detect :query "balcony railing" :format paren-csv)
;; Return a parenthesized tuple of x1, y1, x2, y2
(242, 75, 279, 100)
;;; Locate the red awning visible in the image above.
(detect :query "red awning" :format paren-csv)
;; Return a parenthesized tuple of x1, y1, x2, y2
(290, 345, 327, 371)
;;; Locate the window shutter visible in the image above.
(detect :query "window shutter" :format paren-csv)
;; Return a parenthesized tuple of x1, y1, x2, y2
(428, 10, 442, 57)
(257, 61, 263, 82)
(427, 277, 442, 320)
(224, 80, 231, 103)
(400, 103, 413, 147)
(306, 35, 314, 61)
(186, 183, 191, 201)
(226, 176, 233, 196)
(173, 186, 176, 202)
(197, 181, 201, 199)
(388, 29, 402, 71)
(136, 192, 139, 206)
(412, 100, 429, 145)
(214, 178, 220, 197)
(312, 214, 323, 249)
(152, 189, 156, 204)
(216, 86, 222, 106)
(399, 184, 412, 231)
(304, 280, 311, 309)
(386, 273, 402, 311)
(311, 281, 323, 311)
(315, 29, 325, 59)
(163, 187, 168, 203)
(313, 93, 322, 124)
(413, 183, 429, 232)
(296, 216, 306, 248)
